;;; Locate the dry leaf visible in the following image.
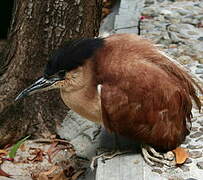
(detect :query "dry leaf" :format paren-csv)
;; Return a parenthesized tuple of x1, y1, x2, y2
(28, 148, 45, 162)
(47, 142, 58, 163)
(0, 150, 8, 156)
(20, 144, 26, 152)
(172, 147, 189, 164)
(38, 174, 49, 180)
(71, 170, 85, 180)
(38, 166, 59, 180)
(52, 171, 67, 180)
(0, 166, 11, 178)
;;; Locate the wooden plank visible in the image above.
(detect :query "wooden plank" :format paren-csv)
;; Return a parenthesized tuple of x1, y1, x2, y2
(95, 154, 166, 180)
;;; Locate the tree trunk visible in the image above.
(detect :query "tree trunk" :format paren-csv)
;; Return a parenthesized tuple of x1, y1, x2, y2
(0, 0, 102, 146)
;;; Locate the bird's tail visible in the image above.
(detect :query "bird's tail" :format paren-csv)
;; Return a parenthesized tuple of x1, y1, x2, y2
(157, 50, 202, 112)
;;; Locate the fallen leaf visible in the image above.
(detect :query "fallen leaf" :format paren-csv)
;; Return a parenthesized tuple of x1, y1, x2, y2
(71, 170, 85, 180)
(9, 135, 30, 159)
(52, 171, 67, 180)
(47, 142, 58, 163)
(172, 147, 189, 164)
(0, 150, 8, 156)
(27, 148, 45, 162)
(0, 166, 11, 178)
(20, 143, 26, 152)
(38, 174, 49, 180)
(37, 166, 59, 180)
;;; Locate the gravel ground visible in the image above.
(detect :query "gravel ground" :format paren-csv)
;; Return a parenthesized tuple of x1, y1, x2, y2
(140, 0, 203, 178)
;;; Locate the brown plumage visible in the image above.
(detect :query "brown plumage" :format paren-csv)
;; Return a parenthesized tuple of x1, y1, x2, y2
(94, 34, 202, 151)
(16, 33, 202, 164)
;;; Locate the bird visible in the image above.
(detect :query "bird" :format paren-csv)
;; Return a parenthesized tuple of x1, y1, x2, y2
(16, 33, 202, 167)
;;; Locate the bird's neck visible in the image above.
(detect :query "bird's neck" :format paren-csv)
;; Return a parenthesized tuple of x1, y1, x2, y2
(60, 61, 102, 123)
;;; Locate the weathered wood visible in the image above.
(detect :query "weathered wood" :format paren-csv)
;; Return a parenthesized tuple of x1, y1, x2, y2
(96, 155, 165, 180)
(0, 0, 102, 146)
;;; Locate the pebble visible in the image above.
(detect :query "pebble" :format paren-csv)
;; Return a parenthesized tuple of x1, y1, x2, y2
(199, 128, 203, 132)
(151, 168, 163, 174)
(177, 56, 193, 65)
(185, 158, 193, 164)
(195, 69, 203, 74)
(196, 64, 203, 68)
(191, 127, 198, 132)
(189, 151, 202, 159)
(196, 161, 203, 169)
(197, 120, 203, 126)
(190, 132, 203, 138)
(182, 138, 191, 145)
(198, 37, 203, 41)
(195, 137, 203, 142)
(168, 177, 184, 180)
(187, 144, 203, 149)
(179, 165, 190, 172)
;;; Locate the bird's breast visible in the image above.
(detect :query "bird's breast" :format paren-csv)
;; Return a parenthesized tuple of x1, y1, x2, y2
(60, 88, 102, 124)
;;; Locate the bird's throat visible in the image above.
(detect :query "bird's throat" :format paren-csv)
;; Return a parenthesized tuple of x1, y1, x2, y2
(60, 86, 102, 124)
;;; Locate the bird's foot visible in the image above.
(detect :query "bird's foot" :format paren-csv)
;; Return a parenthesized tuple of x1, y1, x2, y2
(141, 144, 176, 167)
(90, 150, 130, 171)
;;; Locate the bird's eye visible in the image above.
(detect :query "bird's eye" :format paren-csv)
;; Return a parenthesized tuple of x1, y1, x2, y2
(58, 70, 66, 77)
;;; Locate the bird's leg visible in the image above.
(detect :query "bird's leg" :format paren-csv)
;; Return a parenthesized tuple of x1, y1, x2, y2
(90, 133, 131, 170)
(141, 144, 175, 166)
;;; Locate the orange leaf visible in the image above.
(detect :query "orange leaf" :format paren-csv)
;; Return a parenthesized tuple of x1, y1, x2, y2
(172, 147, 189, 164)
(0, 150, 8, 156)
(52, 171, 67, 180)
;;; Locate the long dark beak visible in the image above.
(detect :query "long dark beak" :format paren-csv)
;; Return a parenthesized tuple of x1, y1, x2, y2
(15, 77, 62, 101)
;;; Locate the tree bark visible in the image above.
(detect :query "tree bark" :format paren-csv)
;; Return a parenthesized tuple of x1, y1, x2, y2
(0, 0, 102, 146)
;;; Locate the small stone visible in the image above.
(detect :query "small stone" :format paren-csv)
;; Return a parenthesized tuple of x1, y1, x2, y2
(189, 151, 202, 159)
(170, 33, 183, 43)
(180, 165, 190, 172)
(185, 158, 192, 164)
(187, 144, 203, 149)
(141, 7, 159, 17)
(168, 24, 178, 32)
(191, 117, 197, 122)
(145, 0, 155, 5)
(189, 132, 203, 138)
(187, 31, 199, 35)
(177, 9, 190, 16)
(196, 64, 203, 68)
(152, 168, 163, 174)
(182, 138, 191, 145)
(197, 120, 203, 126)
(195, 69, 203, 74)
(199, 59, 203, 64)
(196, 137, 203, 142)
(168, 44, 177, 49)
(196, 161, 203, 169)
(191, 127, 198, 131)
(168, 176, 184, 180)
(199, 128, 203, 132)
(160, 9, 172, 16)
(177, 56, 192, 65)
(198, 37, 203, 41)
(157, 0, 165, 2)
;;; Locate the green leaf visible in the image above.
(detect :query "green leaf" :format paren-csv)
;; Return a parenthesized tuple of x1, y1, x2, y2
(8, 135, 30, 159)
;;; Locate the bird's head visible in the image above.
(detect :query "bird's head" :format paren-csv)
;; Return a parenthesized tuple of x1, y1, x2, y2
(15, 37, 104, 101)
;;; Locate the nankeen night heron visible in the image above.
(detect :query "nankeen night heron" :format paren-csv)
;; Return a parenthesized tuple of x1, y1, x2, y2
(16, 34, 202, 167)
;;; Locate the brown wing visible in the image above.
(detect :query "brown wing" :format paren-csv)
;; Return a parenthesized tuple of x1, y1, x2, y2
(95, 34, 199, 151)
(100, 63, 192, 151)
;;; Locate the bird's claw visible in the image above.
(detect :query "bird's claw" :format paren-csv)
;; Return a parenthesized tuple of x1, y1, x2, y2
(90, 150, 131, 171)
(141, 145, 176, 167)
